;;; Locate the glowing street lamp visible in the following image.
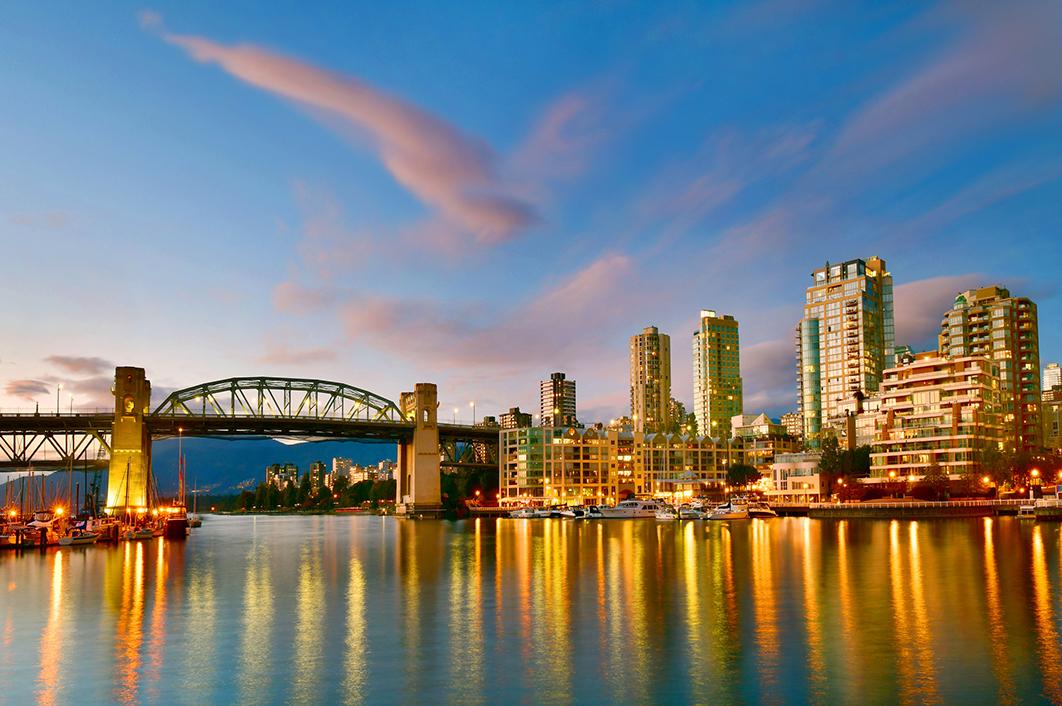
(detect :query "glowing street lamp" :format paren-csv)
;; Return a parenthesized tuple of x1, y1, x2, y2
(469, 401, 476, 425)
(56, 383, 63, 415)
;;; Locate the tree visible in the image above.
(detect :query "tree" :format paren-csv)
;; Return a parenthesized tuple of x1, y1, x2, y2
(727, 463, 761, 487)
(915, 460, 950, 501)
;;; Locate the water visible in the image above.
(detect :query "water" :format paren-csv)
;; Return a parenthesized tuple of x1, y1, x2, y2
(2, 516, 1061, 704)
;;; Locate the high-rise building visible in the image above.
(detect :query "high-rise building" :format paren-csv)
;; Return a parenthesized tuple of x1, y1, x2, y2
(1043, 386, 1062, 452)
(780, 412, 803, 439)
(500, 407, 533, 429)
(938, 286, 1041, 451)
(540, 372, 577, 427)
(796, 256, 894, 444)
(629, 326, 672, 433)
(871, 353, 1003, 477)
(1044, 362, 1061, 398)
(692, 310, 743, 440)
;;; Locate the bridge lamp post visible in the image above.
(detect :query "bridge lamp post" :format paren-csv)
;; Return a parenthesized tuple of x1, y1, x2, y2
(469, 401, 476, 425)
(453, 407, 458, 424)
(56, 383, 63, 415)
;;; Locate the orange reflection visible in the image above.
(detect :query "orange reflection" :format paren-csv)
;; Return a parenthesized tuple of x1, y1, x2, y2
(889, 520, 917, 703)
(801, 520, 824, 700)
(906, 522, 939, 702)
(1031, 526, 1062, 701)
(751, 519, 778, 692)
(37, 550, 65, 706)
(343, 550, 366, 704)
(981, 518, 1015, 702)
(238, 540, 274, 702)
(113, 541, 146, 704)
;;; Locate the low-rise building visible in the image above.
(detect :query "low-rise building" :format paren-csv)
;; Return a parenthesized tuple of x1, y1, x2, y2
(765, 452, 822, 502)
(499, 426, 740, 506)
(870, 353, 1003, 477)
(731, 412, 802, 471)
(265, 463, 299, 488)
(499, 407, 533, 429)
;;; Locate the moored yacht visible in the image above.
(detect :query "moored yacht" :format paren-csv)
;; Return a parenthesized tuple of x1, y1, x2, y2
(707, 498, 750, 520)
(598, 498, 669, 519)
(747, 501, 777, 518)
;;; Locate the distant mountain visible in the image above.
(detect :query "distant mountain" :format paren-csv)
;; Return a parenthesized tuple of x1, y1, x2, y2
(151, 437, 396, 494)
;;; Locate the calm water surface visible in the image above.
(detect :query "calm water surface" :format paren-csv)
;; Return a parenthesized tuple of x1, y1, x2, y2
(2, 516, 1062, 704)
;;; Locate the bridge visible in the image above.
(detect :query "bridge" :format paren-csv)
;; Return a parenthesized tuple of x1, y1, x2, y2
(0, 367, 498, 517)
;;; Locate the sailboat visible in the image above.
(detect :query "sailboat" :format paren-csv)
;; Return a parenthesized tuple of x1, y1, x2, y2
(188, 478, 203, 528)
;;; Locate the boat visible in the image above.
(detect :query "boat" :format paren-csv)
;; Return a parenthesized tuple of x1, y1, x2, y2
(509, 507, 536, 518)
(1018, 503, 1036, 520)
(598, 498, 669, 519)
(584, 505, 605, 519)
(679, 505, 706, 520)
(559, 507, 586, 519)
(123, 527, 155, 541)
(748, 501, 778, 518)
(655, 505, 679, 520)
(58, 530, 99, 547)
(707, 498, 750, 520)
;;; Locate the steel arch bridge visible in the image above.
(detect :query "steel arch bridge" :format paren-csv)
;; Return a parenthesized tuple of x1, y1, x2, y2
(153, 376, 404, 424)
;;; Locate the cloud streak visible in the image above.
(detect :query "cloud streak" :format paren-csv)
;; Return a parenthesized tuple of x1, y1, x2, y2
(45, 355, 113, 375)
(893, 273, 986, 350)
(4, 379, 50, 400)
(163, 33, 537, 243)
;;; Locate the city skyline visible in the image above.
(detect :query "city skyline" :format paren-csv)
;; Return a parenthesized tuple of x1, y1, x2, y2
(3, 1, 1062, 423)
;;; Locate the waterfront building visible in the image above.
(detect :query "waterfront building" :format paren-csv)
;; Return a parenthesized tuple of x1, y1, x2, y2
(938, 285, 1041, 451)
(1043, 386, 1062, 451)
(823, 392, 882, 450)
(765, 452, 823, 502)
(540, 372, 578, 427)
(332, 457, 352, 480)
(780, 411, 803, 440)
(265, 463, 299, 488)
(499, 426, 739, 506)
(499, 406, 532, 429)
(870, 353, 1003, 477)
(309, 460, 329, 488)
(692, 310, 743, 440)
(1044, 363, 1061, 399)
(630, 326, 672, 433)
(731, 413, 802, 471)
(795, 256, 895, 445)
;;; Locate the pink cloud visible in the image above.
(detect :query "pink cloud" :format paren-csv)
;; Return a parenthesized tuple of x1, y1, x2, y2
(163, 34, 537, 243)
(825, 3, 1062, 178)
(44, 355, 113, 376)
(258, 343, 338, 366)
(272, 281, 338, 315)
(893, 273, 986, 349)
(4, 379, 50, 400)
(339, 253, 638, 368)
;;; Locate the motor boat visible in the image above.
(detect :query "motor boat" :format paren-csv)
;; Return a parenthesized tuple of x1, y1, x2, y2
(509, 507, 536, 518)
(559, 507, 586, 519)
(655, 505, 679, 521)
(679, 504, 706, 520)
(123, 527, 155, 541)
(584, 506, 605, 519)
(58, 530, 99, 547)
(598, 498, 669, 519)
(707, 498, 750, 520)
(747, 501, 777, 518)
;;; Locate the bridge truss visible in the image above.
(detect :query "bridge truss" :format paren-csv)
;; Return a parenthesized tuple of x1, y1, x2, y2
(0, 414, 112, 470)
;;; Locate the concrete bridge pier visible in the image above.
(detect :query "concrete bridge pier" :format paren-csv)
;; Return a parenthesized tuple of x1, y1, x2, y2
(105, 367, 153, 512)
(396, 383, 443, 518)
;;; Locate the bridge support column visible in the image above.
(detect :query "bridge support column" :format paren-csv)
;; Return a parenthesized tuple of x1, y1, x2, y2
(396, 383, 443, 518)
(105, 367, 153, 513)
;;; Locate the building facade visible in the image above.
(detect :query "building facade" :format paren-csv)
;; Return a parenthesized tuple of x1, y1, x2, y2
(540, 372, 578, 427)
(692, 310, 743, 440)
(870, 353, 1003, 477)
(1043, 362, 1060, 399)
(938, 286, 1041, 451)
(265, 463, 299, 488)
(731, 413, 802, 471)
(630, 326, 672, 433)
(500, 406, 533, 429)
(499, 426, 739, 506)
(796, 256, 894, 444)
(765, 452, 823, 502)
(781, 411, 804, 440)
(1043, 386, 1062, 452)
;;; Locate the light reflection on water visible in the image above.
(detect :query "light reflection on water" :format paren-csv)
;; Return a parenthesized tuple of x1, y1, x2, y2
(2, 515, 1062, 704)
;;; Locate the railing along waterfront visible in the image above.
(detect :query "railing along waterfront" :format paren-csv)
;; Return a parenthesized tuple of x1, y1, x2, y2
(809, 499, 1029, 509)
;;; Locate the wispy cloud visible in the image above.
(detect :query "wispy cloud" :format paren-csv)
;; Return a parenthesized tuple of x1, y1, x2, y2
(4, 379, 50, 400)
(822, 2, 1062, 180)
(893, 273, 985, 350)
(258, 343, 338, 366)
(339, 253, 639, 368)
(161, 33, 538, 243)
(272, 281, 338, 315)
(45, 355, 113, 376)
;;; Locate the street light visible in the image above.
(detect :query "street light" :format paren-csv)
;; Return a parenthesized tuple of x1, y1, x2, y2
(56, 383, 63, 415)
(453, 407, 458, 424)
(469, 401, 476, 425)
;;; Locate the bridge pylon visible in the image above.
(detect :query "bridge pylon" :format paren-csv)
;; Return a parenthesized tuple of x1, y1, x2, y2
(105, 367, 153, 512)
(396, 383, 443, 517)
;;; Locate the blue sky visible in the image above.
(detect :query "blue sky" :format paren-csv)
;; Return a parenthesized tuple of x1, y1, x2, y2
(2, 0, 1060, 422)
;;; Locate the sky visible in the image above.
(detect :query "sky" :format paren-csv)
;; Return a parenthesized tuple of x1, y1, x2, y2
(1, 0, 1061, 424)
